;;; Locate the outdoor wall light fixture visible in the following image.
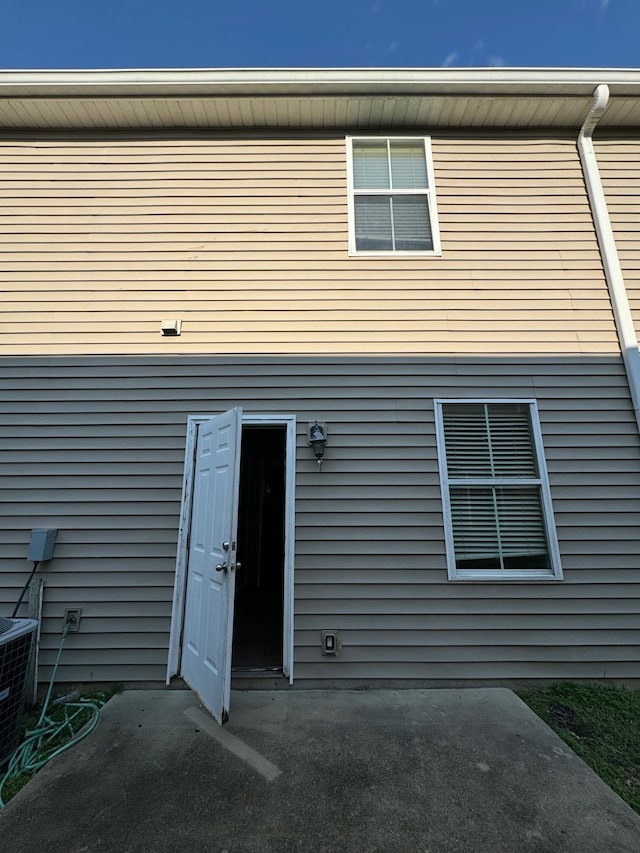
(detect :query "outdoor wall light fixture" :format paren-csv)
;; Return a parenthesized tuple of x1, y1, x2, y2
(161, 319, 182, 336)
(307, 421, 328, 470)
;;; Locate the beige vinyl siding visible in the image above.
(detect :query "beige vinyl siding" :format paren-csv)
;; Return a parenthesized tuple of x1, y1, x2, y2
(0, 135, 618, 356)
(594, 136, 640, 339)
(1, 355, 639, 685)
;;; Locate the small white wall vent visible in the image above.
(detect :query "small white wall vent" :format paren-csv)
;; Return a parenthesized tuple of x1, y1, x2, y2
(161, 319, 182, 336)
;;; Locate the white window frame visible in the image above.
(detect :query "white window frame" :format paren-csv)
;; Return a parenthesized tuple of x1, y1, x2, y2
(434, 398, 563, 582)
(346, 135, 442, 257)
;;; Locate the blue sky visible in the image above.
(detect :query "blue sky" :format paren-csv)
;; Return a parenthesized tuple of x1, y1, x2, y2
(0, 0, 637, 69)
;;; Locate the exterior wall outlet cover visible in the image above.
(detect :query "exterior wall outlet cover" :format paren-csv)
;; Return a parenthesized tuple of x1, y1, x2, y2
(321, 630, 340, 655)
(64, 608, 82, 632)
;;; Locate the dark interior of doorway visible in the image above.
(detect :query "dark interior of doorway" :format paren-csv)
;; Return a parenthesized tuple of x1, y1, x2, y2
(232, 425, 286, 671)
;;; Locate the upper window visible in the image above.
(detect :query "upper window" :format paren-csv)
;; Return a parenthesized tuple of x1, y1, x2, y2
(347, 137, 440, 255)
(435, 400, 562, 582)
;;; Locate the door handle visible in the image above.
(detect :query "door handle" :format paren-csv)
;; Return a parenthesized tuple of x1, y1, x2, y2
(215, 562, 228, 573)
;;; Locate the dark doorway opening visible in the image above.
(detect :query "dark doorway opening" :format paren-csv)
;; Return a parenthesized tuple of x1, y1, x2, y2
(232, 425, 286, 671)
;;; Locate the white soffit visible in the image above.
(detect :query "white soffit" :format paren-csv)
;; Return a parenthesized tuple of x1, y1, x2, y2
(0, 68, 639, 131)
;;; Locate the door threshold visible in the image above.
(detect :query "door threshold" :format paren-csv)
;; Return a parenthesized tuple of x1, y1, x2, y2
(232, 666, 283, 678)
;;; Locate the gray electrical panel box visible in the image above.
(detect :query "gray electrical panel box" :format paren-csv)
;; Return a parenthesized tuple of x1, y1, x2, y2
(27, 528, 57, 562)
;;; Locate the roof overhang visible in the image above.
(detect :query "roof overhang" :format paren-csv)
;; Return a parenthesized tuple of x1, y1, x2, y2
(1, 67, 639, 131)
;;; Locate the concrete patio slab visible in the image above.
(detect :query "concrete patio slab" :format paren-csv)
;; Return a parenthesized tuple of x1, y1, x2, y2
(1, 687, 639, 852)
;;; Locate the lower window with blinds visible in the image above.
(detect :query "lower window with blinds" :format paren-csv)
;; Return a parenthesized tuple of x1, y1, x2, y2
(434, 399, 563, 581)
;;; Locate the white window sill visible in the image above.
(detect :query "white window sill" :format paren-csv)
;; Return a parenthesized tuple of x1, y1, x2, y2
(348, 249, 443, 258)
(449, 571, 564, 582)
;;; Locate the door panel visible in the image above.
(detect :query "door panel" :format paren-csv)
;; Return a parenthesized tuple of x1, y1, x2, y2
(181, 408, 242, 723)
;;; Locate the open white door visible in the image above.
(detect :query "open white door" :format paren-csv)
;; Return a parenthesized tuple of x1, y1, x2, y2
(181, 407, 242, 724)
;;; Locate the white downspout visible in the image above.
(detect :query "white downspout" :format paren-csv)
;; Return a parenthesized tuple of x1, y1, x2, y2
(578, 84, 640, 434)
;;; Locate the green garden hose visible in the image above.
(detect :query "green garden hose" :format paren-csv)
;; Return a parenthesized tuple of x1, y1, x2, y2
(0, 624, 106, 809)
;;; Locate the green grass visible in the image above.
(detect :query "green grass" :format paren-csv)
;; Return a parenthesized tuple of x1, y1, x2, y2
(1, 683, 123, 807)
(518, 682, 640, 816)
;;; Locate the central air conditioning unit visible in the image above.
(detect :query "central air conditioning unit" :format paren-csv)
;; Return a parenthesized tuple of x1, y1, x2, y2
(0, 617, 38, 767)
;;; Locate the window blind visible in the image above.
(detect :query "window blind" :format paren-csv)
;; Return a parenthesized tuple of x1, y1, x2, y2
(351, 138, 435, 252)
(440, 402, 553, 576)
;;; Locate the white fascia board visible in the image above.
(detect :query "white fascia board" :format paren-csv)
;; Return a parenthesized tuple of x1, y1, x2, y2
(2, 67, 640, 98)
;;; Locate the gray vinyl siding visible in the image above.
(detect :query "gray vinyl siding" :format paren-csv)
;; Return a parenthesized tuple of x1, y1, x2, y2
(1, 355, 639, 685)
